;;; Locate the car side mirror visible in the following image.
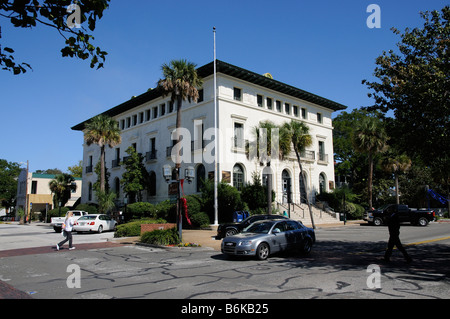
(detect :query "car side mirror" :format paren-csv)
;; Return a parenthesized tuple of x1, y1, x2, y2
(272, 228, 281, 234)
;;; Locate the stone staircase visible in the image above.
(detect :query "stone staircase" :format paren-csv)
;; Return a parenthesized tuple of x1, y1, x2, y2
(277, 202, 340, 227)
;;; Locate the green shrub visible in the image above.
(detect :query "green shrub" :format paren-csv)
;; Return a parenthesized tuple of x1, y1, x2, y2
(127, 202, 156, 219)
(190, 212, 210, 228)
(114, 218, 167, 237)
(74, 204, 98, 215)
(140, 227, 179, 246)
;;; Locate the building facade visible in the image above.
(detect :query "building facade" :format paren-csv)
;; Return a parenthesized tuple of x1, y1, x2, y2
(16, 171, 82, 218)
(72, 60, 346, 216)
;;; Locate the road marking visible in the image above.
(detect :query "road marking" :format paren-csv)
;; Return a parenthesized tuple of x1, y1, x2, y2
(405, 236, 450, 246)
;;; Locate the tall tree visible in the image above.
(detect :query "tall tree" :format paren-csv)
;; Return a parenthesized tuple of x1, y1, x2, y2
(157, 59, 203, 241)
(1, 0, 109, 74)
(352, 116, 389, 209)
(362, 6, 450, 205)
(49, 173, 77, 208)
(84, 114, 121, 193)
(279, 120, 315, 228)
(0, 159, 21, 212)
(120, 146, 149, 203)
(381, 153, 412, 204)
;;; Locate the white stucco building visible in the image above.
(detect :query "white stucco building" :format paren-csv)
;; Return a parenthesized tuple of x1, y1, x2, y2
(72, 60, 346, 219)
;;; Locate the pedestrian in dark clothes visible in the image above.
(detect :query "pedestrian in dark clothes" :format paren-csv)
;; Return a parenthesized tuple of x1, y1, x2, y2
(384, 206, 412, 263)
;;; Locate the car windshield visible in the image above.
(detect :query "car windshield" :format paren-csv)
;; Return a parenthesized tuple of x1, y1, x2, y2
(243, 221, 274, 234)
(376, 204, 390, 210)
(78, 216, 97, 221)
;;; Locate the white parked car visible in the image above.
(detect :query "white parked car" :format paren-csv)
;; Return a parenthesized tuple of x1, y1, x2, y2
(73, 214, 117, 233)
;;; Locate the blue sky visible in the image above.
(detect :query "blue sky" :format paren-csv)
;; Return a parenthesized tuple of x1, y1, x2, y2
(0, 0, 445, 173)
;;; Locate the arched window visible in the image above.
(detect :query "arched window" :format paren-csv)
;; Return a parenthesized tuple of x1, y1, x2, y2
(196, 164, 205, 192)
(282, 169, 291, 204)
(233, 164, 244, 191)
(319, 173, 326, 194)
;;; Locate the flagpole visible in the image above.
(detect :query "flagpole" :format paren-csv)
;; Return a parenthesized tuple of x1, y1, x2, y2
(213, 27, 219, 226)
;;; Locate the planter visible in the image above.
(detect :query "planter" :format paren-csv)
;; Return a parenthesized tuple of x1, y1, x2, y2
(140, 223, 176, 235)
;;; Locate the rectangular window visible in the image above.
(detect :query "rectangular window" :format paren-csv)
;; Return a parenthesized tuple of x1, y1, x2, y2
(234, 122, 244, 148)
(257, 94, 263, 107)
(169, 101, 174, 113)
(120, 119, 125, 130)
(317, 112, 322, 124)
(301, 108, 307, 120)
(285, 103, 290, 115)
(293, 105, 299, 117)
(152, 106, 158, 119)
(276, 100, 282, 112)
(139, 112, 144, 124)
(198, 89, 204, 102)
(126, 117, 131, 128)
(160, 103, 166, 116)
(133, 114, 137, 126)
(146, 109, 151, 121)
(266, 97, 273, 110)
(233, 87, 242, 101)
(31, 181, 37, 194)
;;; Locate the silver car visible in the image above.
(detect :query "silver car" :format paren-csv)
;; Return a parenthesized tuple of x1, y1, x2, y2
(221, 219, 315, 260)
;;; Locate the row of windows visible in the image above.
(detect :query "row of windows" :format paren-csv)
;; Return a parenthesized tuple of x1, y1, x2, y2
(233, 86, 323, 124)
(118, 90, 204, 130)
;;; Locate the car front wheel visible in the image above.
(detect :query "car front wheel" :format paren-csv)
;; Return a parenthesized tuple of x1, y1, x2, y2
(256, 243, 270, 260)
(301, 238, 313, 255)
(418, 217, 429, 227)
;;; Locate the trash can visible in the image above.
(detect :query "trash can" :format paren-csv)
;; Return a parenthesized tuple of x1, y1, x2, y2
(339, 213, 346, 221)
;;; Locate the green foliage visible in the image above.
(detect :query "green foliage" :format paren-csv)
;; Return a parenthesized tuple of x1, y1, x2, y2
(48, 207, 70, 218)
(74, 204, 98, 215)
(127, 202, 157, 219)
(1, 0, 110, 74)
(140, 227, 179, 246)
(241, 173, 274, 212)
(363, 6, 450, 200)
(201, 180, 244, 223)
(114, 218, 167, 237)
(48, 174, 77, 208)
(121, 146, 150, 203)
(189, 212, 210, 228)
(126, 200, 176, 221)
(0, 159, 21, 208)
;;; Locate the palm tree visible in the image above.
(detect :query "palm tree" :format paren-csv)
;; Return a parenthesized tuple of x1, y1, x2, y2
(49, 174, 77, 209)
(252, 120, 278, 214)
(157, 59, 203, 241)
(279, 120, 315, 228)
(84, 114, 122, 193)
(352, 116, 389, 209)
(381, 153, 412, 204)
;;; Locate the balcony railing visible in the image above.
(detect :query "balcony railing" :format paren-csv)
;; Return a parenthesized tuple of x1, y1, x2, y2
(146, 150, 157, 161)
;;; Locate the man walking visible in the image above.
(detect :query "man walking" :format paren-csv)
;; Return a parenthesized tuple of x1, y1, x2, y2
(384, 206, 412, 263)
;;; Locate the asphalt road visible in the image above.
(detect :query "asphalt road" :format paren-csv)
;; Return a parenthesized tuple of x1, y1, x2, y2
(0, 221, 449, 302)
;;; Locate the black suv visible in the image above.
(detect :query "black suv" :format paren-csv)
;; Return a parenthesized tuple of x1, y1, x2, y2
(216, 214, 288, 239)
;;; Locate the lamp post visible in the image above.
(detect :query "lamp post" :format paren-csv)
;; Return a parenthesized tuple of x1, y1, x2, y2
(163, 164, 194, 242)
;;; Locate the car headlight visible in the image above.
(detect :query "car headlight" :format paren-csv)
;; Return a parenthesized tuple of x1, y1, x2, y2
(239, 240, 252, 246)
